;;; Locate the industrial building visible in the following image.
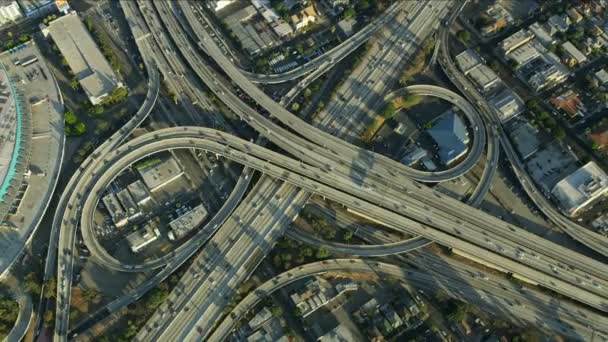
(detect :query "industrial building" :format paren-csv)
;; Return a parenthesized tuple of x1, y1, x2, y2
(551, 162, 608, 217)
(0, 0, 22, 26)
(490, 88, 524, 122)
(508, 40, 542, 66)
(168, 203, 209, 241)
(223, 5, 279, 55)
(136, 155, 184, 192)
(127, 180, 152, 207)
(41, 11, 123, 105)
(427, 110, 470, 166)
(116, 188, 142, 222)
(455, 49, 481, 74)
(126, 225, 161, 253)
(102, 193, 128, 228)
(508, 120, 540, 160)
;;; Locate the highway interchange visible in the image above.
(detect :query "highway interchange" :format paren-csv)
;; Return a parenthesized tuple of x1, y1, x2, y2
(38, 1, 608, 341)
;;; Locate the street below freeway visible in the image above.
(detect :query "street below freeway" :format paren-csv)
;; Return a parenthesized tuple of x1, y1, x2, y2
(436, 13, 608, 257)
(73, 127, 608, 314)
(209, 259, 608, 342)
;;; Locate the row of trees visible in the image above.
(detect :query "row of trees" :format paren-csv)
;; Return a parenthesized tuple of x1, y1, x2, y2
(526, 99, 566, 140)
(0, 291, 18, 338)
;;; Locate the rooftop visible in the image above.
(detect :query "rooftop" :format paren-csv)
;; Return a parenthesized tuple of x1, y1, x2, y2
(551, 162, 608, 217)
(41, 11, 120, 104)
(455, 49, 481, 74)
(168, 203, 208, 240)
(427, 110, 470, 166)
(136, 155, 184, 192)
(126, 225, 160, 253)
(561, 41, 587, 64)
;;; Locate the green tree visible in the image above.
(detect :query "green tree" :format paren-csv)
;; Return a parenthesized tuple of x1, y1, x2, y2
(44, 277, 57, 299)
(343, 231, 353, 241)
(303, 88, 312, 98)
(291, 102, 300, 112)
(95, 119, 111, 133)
(343, 7, 356, 19)
(69, 77, 79, 90)
(64, 111, 78, 125)
(315, 247, 329, 259)
(43, 309, 54, 327)
(18, 34, 30, 43)
(380, 102, 396, 118)
(295, 41, 304, 54)
(24, 272, 41, 296)
(73, 122, 87, 136)
(456, 30, 471, 42)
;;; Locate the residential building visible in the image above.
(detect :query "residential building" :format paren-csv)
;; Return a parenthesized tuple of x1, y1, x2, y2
(427, 110, 470, 166)
(500, 29, 534, 55)
(529, 22, 555, 46)
(336, 17, 356, 38)
(290, 278, 357, 318)
(490, 88, 524, 122)
(254, 1, 294, 38)
(550, 90, 587, 118)
(126, 225, 160, 253)
(594, 69, 608, 86)
(168, 203, 209, 240)
(0, 0, 22, 26)
(480, 2, 512, 36)
(567, 7, 583, 23)
(317, 324, 357, 341)
(589, 126, 608, 149)
(248, 307, 273, 331)
(291, 5, 317, 31)
(136, 155, 184, 192)
(547, 14, 571, 34)
(561, 41, 587, 67)
(41, 11, 123, 105)
(551, 162, 608, 217)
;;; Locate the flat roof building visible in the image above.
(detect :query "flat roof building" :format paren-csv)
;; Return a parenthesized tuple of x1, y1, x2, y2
(455, 49, 482, 74)
(561, 41, 587, 67)
(529, 22, 554, 47)
(427, 110, 470, 166)
(127, 180, 152, 207)
(509, 120, 540, 160)
(400, 145, 427, 166)
(102, 193, 128, 228)
(0, 0, 22, 26)
(41, 11, 123, 105)
(126, 225, 160, 253)
(500, 29, 534, 55)
(594, 69, 608, 86)
(467, 64, 500, 92)
(490, 88, 524, 122)
(136, 156, 183, 192)
(551, 162, 608, 217)
(116, 188, 142, 222)
(168, 203, 208, 240)
(508, 40, 542, 66)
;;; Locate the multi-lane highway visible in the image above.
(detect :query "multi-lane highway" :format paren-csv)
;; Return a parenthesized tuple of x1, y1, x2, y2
(209, 259, 608, 342)
(51, 0, 160, 339)
(71, 127, 608, 314)
(435, 9, 608, 257)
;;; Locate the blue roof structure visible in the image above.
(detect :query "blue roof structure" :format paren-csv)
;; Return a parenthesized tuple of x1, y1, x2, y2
(427, 110, 470, 166)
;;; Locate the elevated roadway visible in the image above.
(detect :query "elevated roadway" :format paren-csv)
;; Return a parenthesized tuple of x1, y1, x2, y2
(73, 127, 608, 315)
(436, 9, 608, 257)
(209, 259, 608, 342)
(51, 0, 160, 339)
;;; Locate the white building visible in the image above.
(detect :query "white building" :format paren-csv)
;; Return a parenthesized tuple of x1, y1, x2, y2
(500, 29, 534, 55)
(561, 41, 587, 66)
(490, 88, 524, 122)
(126, 225, 160, 253)
(0, 0, 22, 26)
(41, 11, 123, 105)
(551, 162, 608, 217)
(207, 0, 236, 12)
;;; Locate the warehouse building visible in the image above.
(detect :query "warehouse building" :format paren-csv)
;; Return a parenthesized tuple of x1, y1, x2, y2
(168, 203, 208, 241)
(136, 156, 184, 192)
(551, 162, 608, 217)
(427, 110, 470, 166)
(41, 11, 123, 105)
(126, 225, 160, 253)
